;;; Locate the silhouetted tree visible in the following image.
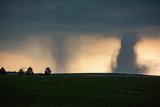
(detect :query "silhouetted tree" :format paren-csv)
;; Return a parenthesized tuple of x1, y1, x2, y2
(26, 67, 34, 75)
(18, 69, 24, 75)
(45, 67, 51, 75)
(0, 67, 6, 74)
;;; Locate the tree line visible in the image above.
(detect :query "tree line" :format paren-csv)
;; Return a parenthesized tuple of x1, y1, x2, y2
(0, 67, 51, 75)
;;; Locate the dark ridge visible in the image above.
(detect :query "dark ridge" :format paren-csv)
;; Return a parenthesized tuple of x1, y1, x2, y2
(35, 73, 160, 78)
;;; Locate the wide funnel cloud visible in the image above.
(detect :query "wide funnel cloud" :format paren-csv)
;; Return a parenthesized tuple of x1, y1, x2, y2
(114, 33, 141, 74)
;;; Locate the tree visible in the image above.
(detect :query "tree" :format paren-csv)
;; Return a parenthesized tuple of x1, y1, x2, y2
(45, 67, 51, 75)
(0, 67, 6, 74)
(17, 69, 24, 75)
(26, 67, 34, 75)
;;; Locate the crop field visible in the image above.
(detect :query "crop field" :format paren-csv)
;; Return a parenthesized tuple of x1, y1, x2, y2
(0, 74, 160, 106)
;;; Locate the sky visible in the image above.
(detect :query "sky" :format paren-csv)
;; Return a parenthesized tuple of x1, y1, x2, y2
(0, 0, 160, 75)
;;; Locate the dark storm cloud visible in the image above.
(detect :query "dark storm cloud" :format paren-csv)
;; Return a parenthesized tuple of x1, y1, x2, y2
(1, 0, 160, 38)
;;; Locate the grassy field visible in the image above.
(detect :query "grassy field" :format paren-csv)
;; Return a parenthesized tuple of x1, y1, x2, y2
(0, 74, 160, 106)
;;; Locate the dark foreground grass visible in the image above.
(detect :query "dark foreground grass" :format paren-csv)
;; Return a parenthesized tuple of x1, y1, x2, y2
(0, 74, 160, 107)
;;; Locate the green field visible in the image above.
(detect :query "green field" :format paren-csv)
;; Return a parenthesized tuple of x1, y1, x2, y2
(0, 74, 160, 106)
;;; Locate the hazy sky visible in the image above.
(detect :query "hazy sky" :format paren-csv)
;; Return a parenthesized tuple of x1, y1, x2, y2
(0, 0, 160, 75)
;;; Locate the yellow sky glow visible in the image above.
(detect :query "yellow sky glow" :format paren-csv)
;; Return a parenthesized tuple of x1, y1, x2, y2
(0, 36, 120, 73)
(65, 36, 120, 73)
(135, 37, 160, 75)
(1, 36, 160, 75)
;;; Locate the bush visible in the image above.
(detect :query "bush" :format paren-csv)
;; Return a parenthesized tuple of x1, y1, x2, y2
(45, 67, 51, 75)
(0, 67, 6, 74)
(17, 69, 25, 75)
(26, 67, 34, 75)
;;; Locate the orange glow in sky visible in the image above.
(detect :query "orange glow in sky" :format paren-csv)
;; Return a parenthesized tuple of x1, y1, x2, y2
(0, 36, 120, 73)
(135, 37, 160, 75)
(0, 36, 55, 72)
(1, 35, 160, 75)
(63, 35, 120, 73)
